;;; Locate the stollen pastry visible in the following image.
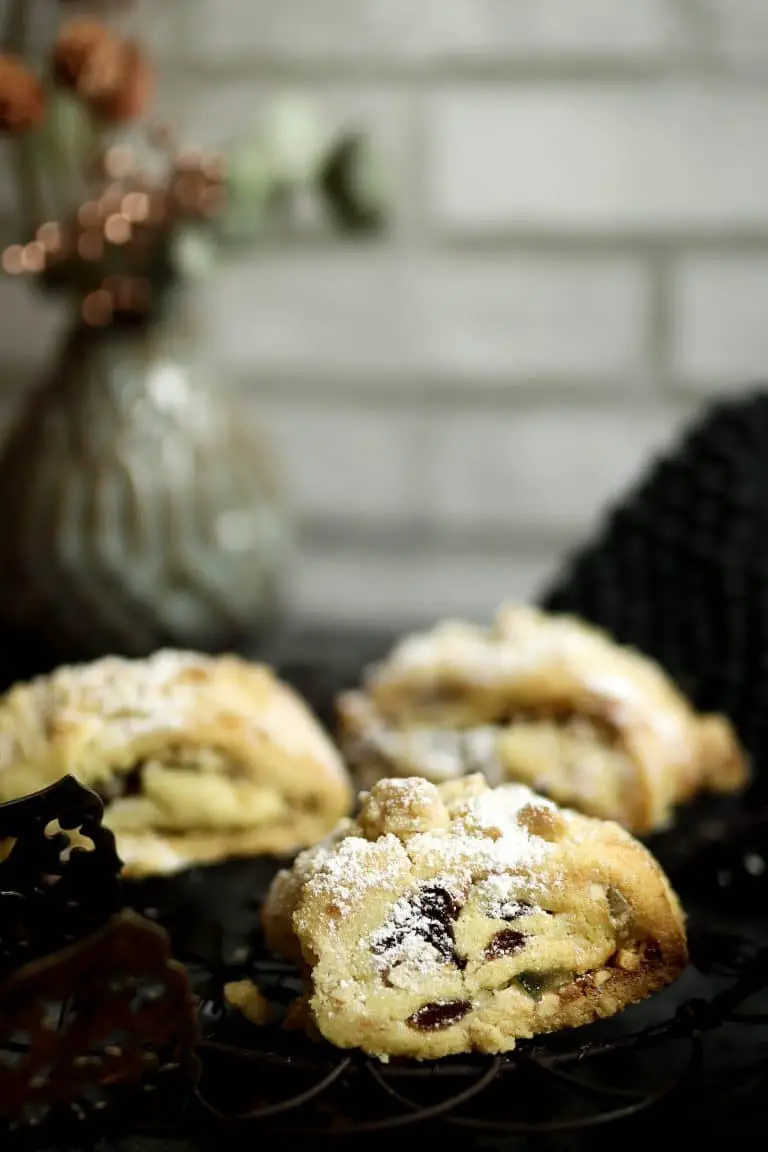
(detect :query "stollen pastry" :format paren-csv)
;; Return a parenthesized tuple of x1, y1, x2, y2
(0, 650, 353, 877)
(337, 604, 747, 834)
(262, 774, 687, 1061)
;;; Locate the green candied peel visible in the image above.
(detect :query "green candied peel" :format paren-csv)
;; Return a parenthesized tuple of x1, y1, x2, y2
(514, 970, 573, 1000)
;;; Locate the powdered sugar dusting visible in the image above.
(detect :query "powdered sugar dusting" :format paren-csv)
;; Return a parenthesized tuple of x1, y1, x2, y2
(371, 776, 430, 800)
(302, 833, 409, 920)
(0, 648, 348, 790)
(479, 873, 539, 920)
(350, 723, 503, 784)
(361, 784, 557, 978)
(370, 607, 598, 688)
(298, 779, 560, 978)
(470, 781, 553, 824)
(0, 649, 207, 769)
(372, 932, 445, 986)
(369, 882, 458, 982)
(406, 783, 555, 892)
(366, 605, 695, 753)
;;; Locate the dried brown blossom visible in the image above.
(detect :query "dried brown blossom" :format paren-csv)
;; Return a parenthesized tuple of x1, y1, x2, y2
(89, 41, 153, 123)
(52, 19, 113, 90)
(53, 20, 152, 123)
(0, 55, 45, 134)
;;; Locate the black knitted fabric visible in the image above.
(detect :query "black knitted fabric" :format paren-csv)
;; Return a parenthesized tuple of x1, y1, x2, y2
(541, 391, 768, 794)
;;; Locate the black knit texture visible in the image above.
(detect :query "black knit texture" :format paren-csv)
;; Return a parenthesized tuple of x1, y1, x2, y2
(542, 390, 768, 796)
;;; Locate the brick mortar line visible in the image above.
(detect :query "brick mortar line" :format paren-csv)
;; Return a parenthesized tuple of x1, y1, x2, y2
(158, 55, 768, 86)
(0, 366, 699, 407)
(5, 215, 768, 257)
(647, 252, 675, 392)
(300, 518, 588, 556)
(434, 231, 768, 252)
(289, 608, 490, 631)
(667, 375, 768, 397)
(205, 228, 768, 255)
(189, 232, 768, 257)
(290, 608, 533, 631)
(241, 377, 694, 410)
(0, 369, 735, 404)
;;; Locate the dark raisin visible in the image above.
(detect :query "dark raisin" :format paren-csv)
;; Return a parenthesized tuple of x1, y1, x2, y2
(643, 940, 662, 964)
(407, 1000, 472, 1031)
(94, 763, 144, 804)
(419, 885, 461, 925)
(373, 884, 462, 967)
(123, 765, 144, 796)
(484, 928, 526, 960)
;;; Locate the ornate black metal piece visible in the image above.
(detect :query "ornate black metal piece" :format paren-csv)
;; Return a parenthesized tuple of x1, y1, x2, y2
(0, 909, 199, 1132)
(0, 776, 199, 1141)
(0, 775, 123, 979)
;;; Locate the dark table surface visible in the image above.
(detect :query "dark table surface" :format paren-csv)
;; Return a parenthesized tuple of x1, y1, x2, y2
(3, 621, 768, 1151)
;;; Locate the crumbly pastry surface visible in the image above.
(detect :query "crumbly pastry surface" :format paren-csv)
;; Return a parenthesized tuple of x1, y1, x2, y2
(261, 774, 688, 1061)
(224, 979, 273, 1026)
(0, 649, 353, 877)
(338, 604, 747, 834)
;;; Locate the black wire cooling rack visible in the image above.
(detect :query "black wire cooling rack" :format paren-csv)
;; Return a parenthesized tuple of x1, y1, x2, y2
(108, 832, 768, 1152)
(176, 856, 768, 1143)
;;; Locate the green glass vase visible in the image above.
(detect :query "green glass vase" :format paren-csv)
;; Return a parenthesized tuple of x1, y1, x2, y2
(0, 300, 291, 667)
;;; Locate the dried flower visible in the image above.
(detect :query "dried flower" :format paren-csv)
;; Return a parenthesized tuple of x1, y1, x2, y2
(52, 19, 113, 90)
(0, 55, 45, 134)
(89, 42, 153, 124)
(53, 20, 152, 124)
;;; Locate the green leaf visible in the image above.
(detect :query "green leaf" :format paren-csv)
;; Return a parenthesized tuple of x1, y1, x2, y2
(318, 132, 388, 234)
(33, 89, 96, 175)
(260, 97, 328, 186)
(215, 138, 273, 243)
(170, 227, 219, 280)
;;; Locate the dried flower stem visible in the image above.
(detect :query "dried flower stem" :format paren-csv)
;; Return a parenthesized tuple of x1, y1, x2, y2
(3, 0, 45, 237)
(10, 134, 46, 240)
(2, 0, 27, 56)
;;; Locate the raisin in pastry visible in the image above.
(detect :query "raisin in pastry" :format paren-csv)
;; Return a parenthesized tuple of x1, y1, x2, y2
(337, 604, 746, 835)
(0, 650, 353, 877)
(261, 774, 687, 1061)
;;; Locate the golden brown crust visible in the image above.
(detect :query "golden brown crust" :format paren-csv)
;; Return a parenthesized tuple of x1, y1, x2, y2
(262, 775, 687, 1061)
(224, 979, 273, 1026)
(0, 649, 353, 877)
(337, 604, 748, 834)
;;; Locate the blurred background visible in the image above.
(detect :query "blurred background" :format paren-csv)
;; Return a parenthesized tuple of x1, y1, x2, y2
(1, 0, 768, 651)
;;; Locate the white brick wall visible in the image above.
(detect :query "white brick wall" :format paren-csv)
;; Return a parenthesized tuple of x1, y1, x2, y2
(2, 1, 768, 627)
(256, 398, 423, 525)
(201, 253, 649, 385)
(423, 405, 690, 534)
(672, 256, 768, 388)
(428, 82, 768, 235)
(291, 550, 559, 627)
(194, 0, 676, 64)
